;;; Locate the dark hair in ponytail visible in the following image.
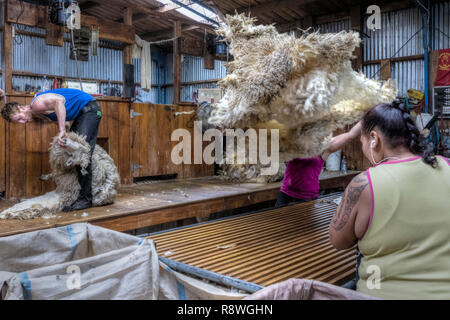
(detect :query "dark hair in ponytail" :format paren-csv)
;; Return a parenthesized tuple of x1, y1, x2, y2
(362, 99, 437, 167)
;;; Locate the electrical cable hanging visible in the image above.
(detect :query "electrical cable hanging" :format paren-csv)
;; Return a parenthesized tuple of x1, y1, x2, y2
(13, 0, 25, 45)
(370, 27, 425, 79)
(70, 27, 84, 92)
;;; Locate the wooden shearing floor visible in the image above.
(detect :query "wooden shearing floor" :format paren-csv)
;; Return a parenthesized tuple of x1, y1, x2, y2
(0, 172, 358, 238)
(149, 193, 357, 288)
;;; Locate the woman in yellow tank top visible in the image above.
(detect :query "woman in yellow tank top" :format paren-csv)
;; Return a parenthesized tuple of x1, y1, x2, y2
(329, 100, 450, 299)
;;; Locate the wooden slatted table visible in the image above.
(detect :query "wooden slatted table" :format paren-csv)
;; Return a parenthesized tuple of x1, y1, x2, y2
(149, 193, 357, 288)
(0, 171, 358, 238)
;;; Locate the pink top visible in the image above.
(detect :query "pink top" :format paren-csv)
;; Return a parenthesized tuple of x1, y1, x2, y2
(281, 156, 325, 200)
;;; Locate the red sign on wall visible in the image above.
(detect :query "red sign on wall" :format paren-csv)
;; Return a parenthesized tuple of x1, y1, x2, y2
(435, 49, 450, 86)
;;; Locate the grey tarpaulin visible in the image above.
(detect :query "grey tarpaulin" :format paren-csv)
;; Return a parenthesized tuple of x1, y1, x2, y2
(244, 278, 379, 300)
(0, 223, 248, 300)
(0, 223, 159, 300)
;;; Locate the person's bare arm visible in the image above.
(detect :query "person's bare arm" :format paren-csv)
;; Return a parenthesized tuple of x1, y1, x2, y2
(32, 94, 67, 146)
(329, 172, 369, 250)
(322, 121, 362, 162)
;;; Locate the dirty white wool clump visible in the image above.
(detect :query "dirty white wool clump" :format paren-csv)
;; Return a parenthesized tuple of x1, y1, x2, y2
(208, 14, 397, 182)
(0, 132, 120, 219)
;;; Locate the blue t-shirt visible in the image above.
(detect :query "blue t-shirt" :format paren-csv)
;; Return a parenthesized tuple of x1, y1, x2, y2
(31, 88, 94, 121)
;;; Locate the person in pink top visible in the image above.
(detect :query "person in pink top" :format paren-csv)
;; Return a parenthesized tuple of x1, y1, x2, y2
(276, 122, 362, 207)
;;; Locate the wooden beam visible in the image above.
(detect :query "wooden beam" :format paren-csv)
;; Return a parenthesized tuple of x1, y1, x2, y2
(173, 21, 182, 105)
(203, 0, 226, 23)
(3, 3, 12, 94)
(123, 7, 133, 65)
(79, 1, 101, 11)
(363, 54, 425, 65)
(115, 12, 149, 23)
(380, 59, 391, 80)
(179, 36, 204, 57)
(6, 0, 135, 44)
(89, 0, 215, 33)
(350, 5, 363, 71)
(141, 25, 199, 41)
(123, 7, 133, 98)
(155, 2, 180, 13)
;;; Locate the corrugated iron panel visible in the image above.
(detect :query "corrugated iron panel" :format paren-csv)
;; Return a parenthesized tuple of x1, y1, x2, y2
(391, 59, 424, 97)
(433, 1, 450, 50)
(363, 64, 381, 81)
(135, 85, 158, 103)
(165, 86, 174, 105)
(13, 30, 123, 82)
(363, 7, 423, 61)
(181, 54, 226, 82)
(317, 19, 351, 34)
(166, 54, 174, 84)
(132, 58, 159, 85)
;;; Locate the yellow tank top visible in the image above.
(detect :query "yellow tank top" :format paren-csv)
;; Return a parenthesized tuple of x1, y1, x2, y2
(357, 156, 450, 299)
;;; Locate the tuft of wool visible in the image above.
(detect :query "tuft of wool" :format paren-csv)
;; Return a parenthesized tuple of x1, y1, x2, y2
(210, 14, 398, 182)
(0, 132, 120, 220)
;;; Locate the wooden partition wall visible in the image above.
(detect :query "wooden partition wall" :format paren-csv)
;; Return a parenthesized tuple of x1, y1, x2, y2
(131, 103, 214, 180)
(0, 95, 133, 199)
(0, 96, 213, 199)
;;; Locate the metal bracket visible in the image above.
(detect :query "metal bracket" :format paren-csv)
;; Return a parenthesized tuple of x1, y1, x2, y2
(131, 162, 143, 172)
(130, 109, 143, 119)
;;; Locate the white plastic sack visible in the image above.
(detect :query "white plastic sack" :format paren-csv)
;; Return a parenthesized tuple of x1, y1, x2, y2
(0, 223, 159, 300)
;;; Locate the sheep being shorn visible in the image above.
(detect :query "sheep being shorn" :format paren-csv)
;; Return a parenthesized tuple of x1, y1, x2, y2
(0, 132, 120, 220)
(208, 14, 398, 182)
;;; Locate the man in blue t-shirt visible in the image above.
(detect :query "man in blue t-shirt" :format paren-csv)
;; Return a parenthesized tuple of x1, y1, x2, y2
(1, 88, 102, 212)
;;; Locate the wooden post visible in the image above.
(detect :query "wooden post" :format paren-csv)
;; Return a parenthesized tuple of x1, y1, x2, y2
(380, 59, 391, 80)
(350, 5, 363, 71)
(4, 9, 13, 93)
(173, 21, 181, 105)
(2, 2, 12, 194)
(123, 7, 133, 96)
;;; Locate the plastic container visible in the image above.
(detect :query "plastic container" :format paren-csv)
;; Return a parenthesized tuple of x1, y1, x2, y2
(41, 76, 50, 92)
(341, 155, 347, 174)
(326, 150, 342, 171)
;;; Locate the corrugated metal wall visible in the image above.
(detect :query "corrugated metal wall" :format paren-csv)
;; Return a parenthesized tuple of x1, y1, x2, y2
(11, 25, 124, 93)
(133, 57, 161, 103)
(363, 8, 424, 61)
(432, 1, 450, 50)
(362, 2, 449, 97)
(2, 2, 449, 103)
(181, 55, 227, 82)
(317, 19, 351, 33)
(362, 6, 424, 97)
(166, 54, 227, 103)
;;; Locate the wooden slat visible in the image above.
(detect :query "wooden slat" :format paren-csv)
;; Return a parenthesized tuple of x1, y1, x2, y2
(25, 120, 43, 197)
(149, 194, 356, 287)
(173, 21, 181, 105)
(41, 121, 57, 193)
(0, 177, 283, 237)
(118, 101, 132, 184)
(45, 21, 64, 47)
(6, 0, 136, 44)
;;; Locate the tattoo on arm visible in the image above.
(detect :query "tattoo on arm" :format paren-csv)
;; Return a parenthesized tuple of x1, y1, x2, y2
(332, 172, 368, 231)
